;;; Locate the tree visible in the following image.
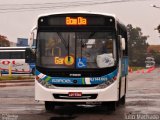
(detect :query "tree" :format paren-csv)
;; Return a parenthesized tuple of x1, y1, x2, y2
(156, 24, 160, 33)
(127, 24, 149, 67)
(0, 35, 10, 47)
(149, 49, 160, 66)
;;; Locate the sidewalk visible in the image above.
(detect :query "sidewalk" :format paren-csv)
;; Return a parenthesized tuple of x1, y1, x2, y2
(0, 79, 34, 87)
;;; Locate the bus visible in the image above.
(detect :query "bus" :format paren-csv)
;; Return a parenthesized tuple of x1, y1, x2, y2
(26, 11, 128, 111)
(145, 57, 155, 68)
(0, 47, 35, 74)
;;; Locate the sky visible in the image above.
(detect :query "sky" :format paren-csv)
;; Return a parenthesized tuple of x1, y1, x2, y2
(0, 0, 160, 45)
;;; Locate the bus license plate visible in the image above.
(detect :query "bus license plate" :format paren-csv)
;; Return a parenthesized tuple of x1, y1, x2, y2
(68, 92, 82, 97)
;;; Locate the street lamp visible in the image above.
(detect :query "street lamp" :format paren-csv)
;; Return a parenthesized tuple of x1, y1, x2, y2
(150, 4, 160, 9)
(150, 4, 160, 35)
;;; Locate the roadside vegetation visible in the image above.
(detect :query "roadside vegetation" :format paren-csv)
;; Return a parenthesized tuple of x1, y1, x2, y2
(0, 75, 34, 80)
(130, 67, 145, 71)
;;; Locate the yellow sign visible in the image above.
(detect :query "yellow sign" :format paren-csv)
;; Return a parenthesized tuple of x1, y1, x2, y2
(64, 56, 74, 66)
(66, 17, 87, 25)
(54, 57, 64, 65)
(54, 56, 74, 66)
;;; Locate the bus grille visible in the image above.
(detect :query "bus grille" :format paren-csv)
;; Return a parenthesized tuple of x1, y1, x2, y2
(53, 94, 98, 100)
(53, 84, 98, 87)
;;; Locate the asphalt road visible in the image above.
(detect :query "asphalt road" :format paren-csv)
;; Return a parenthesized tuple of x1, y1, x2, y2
(0, 68, 160, 120)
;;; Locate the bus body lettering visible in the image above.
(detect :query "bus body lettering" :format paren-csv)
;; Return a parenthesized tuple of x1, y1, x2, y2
(1, 60, 16, 65)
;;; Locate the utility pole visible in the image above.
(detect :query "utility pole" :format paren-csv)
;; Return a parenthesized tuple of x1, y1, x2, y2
(150, 4, 160, 35)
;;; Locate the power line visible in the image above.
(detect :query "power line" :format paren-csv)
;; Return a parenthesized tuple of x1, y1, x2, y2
(0, 0, 155, 13)
(0, 0, 151, 11)
(0, 0, 121, 6)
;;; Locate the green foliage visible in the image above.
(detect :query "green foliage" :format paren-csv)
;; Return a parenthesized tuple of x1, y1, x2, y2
(149, 50, 160, 66)
(127, 24, 149, 67)
(156, 24, 160, 33)
(130, 66, 145, 71)
(0, 75, 34, 80)
(0, 34, 10, 47)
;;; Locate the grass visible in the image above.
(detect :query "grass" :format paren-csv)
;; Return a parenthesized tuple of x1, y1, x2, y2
(0, 75, 34, 80)
(130, 66, 146, 71)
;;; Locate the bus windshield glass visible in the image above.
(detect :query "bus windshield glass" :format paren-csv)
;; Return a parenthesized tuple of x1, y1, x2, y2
(37, 31, 116, 69)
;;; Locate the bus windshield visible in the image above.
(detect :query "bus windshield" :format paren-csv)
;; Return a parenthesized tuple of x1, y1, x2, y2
(37, 31, 116, 69)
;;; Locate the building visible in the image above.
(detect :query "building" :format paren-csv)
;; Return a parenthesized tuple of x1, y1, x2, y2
(17, 38, 28, 47)
(0, 35, 10, 47)
(9, 41, 17, 47)
(147, 45, 160, 53)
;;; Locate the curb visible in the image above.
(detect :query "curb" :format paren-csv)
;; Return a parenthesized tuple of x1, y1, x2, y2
(0, 79, 34, 83)
(0, 83, 34, 87)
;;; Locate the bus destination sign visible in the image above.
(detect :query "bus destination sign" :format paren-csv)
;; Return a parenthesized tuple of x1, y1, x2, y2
(39, 14, 115, 27)
(66, 17, 87, 25)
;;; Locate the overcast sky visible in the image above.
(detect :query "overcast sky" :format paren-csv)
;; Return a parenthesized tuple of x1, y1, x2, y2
(0, 0, 160, 45)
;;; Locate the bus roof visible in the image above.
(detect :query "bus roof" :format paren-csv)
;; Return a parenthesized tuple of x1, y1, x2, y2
(38, 11, 117, 20)
(0, 50, 25, 52)
(38, 11, 115, 17)
(0, 47, 28, 50)
(37, 11, 126, 30)
(146, 56, 154, 58)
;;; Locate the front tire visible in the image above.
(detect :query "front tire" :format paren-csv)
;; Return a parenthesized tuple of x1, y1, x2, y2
(120, 95, 126, 105)
(103, 101, 116, 111)
(107, 101, 116, 111)
(45, 101, 55, 111)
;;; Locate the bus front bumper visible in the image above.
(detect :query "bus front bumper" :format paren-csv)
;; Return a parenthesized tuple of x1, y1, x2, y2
(35, 80, 119, 102)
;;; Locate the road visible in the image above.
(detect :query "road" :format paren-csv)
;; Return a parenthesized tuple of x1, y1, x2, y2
(0, 68, 160, 120)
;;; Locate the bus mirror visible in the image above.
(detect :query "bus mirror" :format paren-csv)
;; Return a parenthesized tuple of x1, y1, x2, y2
(25, 48, 35, 63)
(29, 32, 34, 48)
(29, 27, 37, 48)
(121, 38, 126, 50)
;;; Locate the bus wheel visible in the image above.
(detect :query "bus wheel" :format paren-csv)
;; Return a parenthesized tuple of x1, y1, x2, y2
(31, 68, 35, 75)
(45, 101, 55, 111)
(120, 95, 126, 105)
(107, 101, 116, 111)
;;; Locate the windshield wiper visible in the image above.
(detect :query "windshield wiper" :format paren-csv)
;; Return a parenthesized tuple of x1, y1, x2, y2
(88, 32, 95, 39)
(80, 32, 95, 47)
(80, 32, 96, 58)
(81, 39, 83, 59)
(57, 32, 68, 49)
(67, 35, 70, 61)
(57, 32, 71, 61)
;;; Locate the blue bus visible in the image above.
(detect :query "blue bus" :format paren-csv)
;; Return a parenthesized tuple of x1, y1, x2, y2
(26, 11, 128, 111)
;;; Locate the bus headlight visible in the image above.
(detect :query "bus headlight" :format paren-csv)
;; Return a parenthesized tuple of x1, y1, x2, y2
(96, 79, 115, 89)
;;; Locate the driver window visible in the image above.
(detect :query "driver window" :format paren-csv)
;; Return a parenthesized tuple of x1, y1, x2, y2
(101, 39, 113, 54)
